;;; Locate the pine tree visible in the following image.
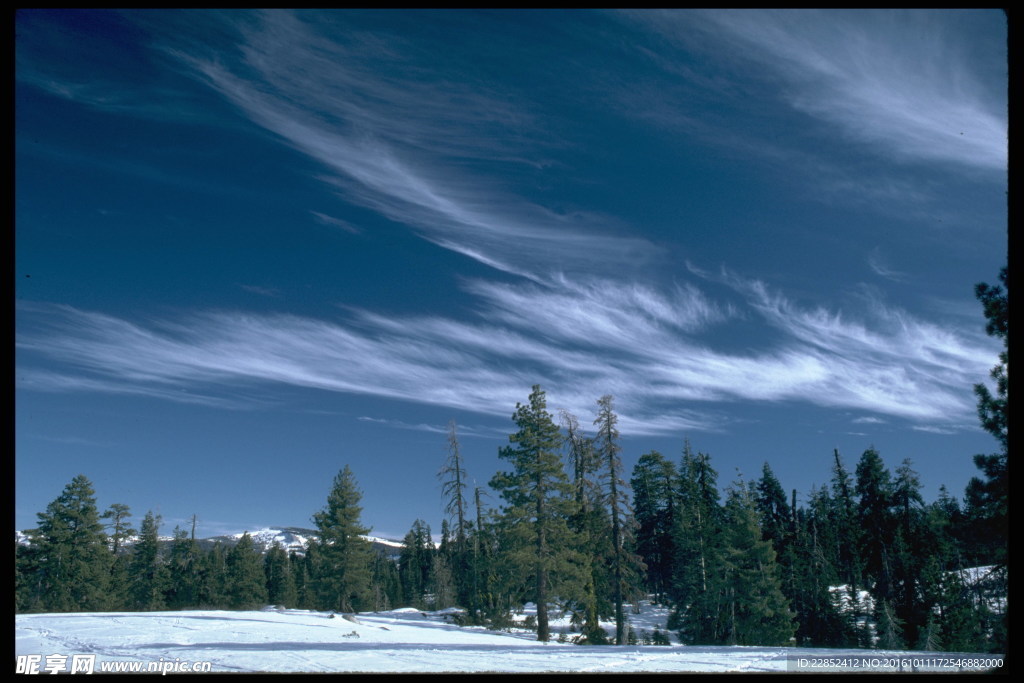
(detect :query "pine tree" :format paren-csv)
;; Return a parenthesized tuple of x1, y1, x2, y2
(370, 549, 401, 612)
(489, 385, 584, 642)
(561, 409, 609, 644)
(166, 526, 202, 609)
(399, 519, 434, 608)
(888, 458, 931, 648)
(631, 451, 677, 605)
(129, 511, 169, 611)
(19, 475, 113, 612)
(594, 395, 644, 645)
(719, 482, 795, 646)
(855, 447, 896, 630)
(829, 449, 869, 645)
(199, 541, 229, 608)
(265, 541, 298, 608)
(439, 420, 472, 611)
(670, 442, 723, 644)
(226, 532, 268, 609)
(965, 266, 1007, 568)
(789, 488, 856, 647)
(470, 487, 504, 621)
(101, 503, 135, 555)
(311, 466, 375, 613)
(101, 502, 136, 610)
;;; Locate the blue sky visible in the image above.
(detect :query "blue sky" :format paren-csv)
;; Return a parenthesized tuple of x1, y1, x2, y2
(16, 9, 1006, 541)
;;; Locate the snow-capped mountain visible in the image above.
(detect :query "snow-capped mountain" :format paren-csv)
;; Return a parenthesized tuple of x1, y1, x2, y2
(15, 527, 404, 559)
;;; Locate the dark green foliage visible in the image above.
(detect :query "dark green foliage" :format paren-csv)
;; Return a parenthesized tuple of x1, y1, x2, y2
(630, 451, 678, 604)
(965, 267, 1007, 569)
(855, 448, 894, 595)
(399, 519, 434, 608)
(562, 410, 610, 644)
(670, 442, 722, 644)
(101, 503, 135, 555)
(489, 385, 585, 642)
(718, 482, 796, 646)
(754, 464, 792, 576)
(18, 475, 112, 612)
(973, 266, 1008, 452)
(264, 541, 298, 608)
(101, 503, 136, 610)
(594, 395, 644, 645)
(197, 541, 229, 608)
(789, 486, 859, 647)
(370, 548, 402, 612)
(166, 526, 202, 609)
(226, 532, 269, 609)
(311, 466, 375, 612)
(128, 511, 169, 611)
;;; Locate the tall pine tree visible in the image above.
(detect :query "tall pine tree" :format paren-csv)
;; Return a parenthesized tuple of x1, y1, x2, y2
(226, 532, 269, 609)
(718, 481, 795, 646)
(594, 395, 643, 644)
(490, 385, 583, 642)
(631, 451, 677, 605)
(19, 475, 112, 612)
(311, 466, 375, 613)
(128, 511, 169, 611)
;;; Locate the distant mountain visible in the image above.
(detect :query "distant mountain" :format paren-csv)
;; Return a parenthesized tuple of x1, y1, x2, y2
(15, 527, 404, 560)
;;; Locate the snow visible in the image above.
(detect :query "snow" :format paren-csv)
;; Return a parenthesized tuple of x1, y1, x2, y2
(14, 603, 1002, 673)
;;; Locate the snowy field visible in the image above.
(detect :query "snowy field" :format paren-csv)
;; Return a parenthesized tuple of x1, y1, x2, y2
(15, 604, 1004, 674)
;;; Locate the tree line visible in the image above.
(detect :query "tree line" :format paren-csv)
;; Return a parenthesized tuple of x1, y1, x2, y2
(15, 269, 1007, 652)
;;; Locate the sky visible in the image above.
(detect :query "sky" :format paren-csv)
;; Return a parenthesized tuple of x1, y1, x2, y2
(15, 9, 1007, 541)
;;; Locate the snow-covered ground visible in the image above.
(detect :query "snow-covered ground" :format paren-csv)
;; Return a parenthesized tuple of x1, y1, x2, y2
(15, 603, 1004, 674)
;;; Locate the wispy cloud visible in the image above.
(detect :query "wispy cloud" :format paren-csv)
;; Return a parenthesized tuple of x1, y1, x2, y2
(867, 248, 907, 282)
(310, 211, 362, 235)
(357, 416, 504, 439)
(164, 10, 657, 281)
(16, 264, 999, 436)
(689, 9, 1006, 173)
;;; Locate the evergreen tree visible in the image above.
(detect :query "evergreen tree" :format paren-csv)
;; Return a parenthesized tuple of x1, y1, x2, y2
(295, 545, 319, 610)
(311, 466, 375, 613)
(439, 420, 472, 610)
(670, 442, 722, 644)
(489, 385, 584, 642)
(101, 503, 135, 555)
(888, 459, 930, 648)
(965, 266, 1007, 567)
(630, 451, 678, 604)
(128, 511, 169, 611)
(166, 525, 202, 609)
(754, 464, 793, 575)
(265, 541, 298, 608)
(432, 552, 457, 609)
(562, 410, 610, 644)
(370, 548, 402, 612)
(101, 502, 136, 610)
(855, 448, 896, 613)
(399, 519, 435, 608)
(470, 487, 505, 621)
(226, 532, 268, 609)
(790, 487, 857, 647)
(19, 475, 112, 612)
(594, 395, 644, 644)
(829, 449, 870, 645)
(718, 482, 796, 646)
(198, 541, 229, 609)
